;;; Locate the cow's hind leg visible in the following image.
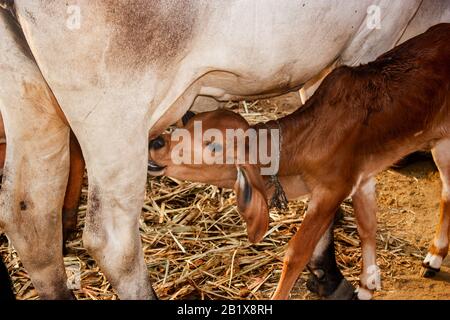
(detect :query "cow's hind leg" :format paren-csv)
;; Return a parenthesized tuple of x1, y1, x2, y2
(73, 111, 156, 299)
(422, 139, 450, 277)
(0, 11, 71, 299)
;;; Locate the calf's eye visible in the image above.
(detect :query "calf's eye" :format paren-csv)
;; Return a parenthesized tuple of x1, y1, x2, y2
(206, 142, 223, 153)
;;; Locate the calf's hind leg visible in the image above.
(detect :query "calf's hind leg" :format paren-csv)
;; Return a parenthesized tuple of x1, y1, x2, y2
(62, 131, 85, 253)
(352, 178, 380, 300)
(422, 139, 450, 277)
(306, 217, 355, 300)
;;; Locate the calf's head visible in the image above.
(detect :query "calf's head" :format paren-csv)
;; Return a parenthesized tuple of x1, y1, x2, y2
(148, 110, 269, 243)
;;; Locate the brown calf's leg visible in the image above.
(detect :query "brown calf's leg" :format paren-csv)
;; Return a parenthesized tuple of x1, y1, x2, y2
(307, 214, 356, 300)
(62, 131, 85, 253)
(272, 189, 347, 300)
(352, 177, 380, 300)
(0, 143, 6, 172)
(422, 139, 450, 277)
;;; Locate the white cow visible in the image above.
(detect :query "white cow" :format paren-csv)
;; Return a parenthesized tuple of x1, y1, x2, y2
(0, 0, 448, 299)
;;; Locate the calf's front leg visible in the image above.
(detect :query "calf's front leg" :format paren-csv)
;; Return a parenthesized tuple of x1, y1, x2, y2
(272, 189, 347, 300)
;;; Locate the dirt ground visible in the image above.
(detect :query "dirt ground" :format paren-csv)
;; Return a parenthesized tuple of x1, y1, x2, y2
(374, 161, 450, 299)
(0, 93, 449, 300)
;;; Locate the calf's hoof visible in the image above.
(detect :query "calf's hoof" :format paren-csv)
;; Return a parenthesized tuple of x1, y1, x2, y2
(421, 265, 440, 278)
(422, 253, 443, 278)
(307, 274, 355, 300)
(354, 287, 374, 300)
(62, 227, 77, 255)
(325, 278, 356, 300)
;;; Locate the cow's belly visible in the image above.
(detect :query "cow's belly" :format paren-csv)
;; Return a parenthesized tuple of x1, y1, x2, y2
(196, 70, 303, 101)
(13, 0, 425, 133)
(188, 0, 373, 100)
(179, 0, 423, 102)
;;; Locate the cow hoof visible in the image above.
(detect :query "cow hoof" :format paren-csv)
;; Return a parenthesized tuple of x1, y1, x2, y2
(324, 278, 356, 300)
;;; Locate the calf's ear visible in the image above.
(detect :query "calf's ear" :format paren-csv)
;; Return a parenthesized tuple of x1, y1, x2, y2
(234, 164, 269, 243)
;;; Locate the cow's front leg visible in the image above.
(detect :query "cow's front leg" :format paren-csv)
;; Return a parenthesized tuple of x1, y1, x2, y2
(0, 87, 72, 299)
(272, 189, 346, 300)
(75, 118, 156, 300)
(307, 220, 355, 299)
(0, 89, 71, 299)
(352, 178, 380, 300)
(0, 123, 72, 299)
(0, 11, 72, 299)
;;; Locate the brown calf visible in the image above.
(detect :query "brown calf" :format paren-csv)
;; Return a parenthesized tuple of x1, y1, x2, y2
(149, 24, 450, 299)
